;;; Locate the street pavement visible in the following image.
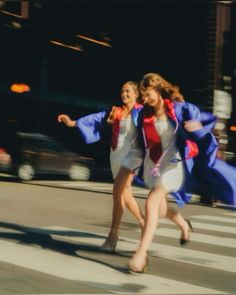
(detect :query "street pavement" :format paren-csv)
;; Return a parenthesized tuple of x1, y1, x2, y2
(25, 179, 202, 204)
(0, 177, 235, 294)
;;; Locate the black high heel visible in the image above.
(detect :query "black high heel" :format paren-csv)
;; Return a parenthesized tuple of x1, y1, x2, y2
(179, 219, 193, 246)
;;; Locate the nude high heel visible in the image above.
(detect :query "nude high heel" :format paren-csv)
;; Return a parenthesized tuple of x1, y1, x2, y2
(128, 254, 148, 273)
(129, 261, 148, 274)
(100, 236, 118, 252)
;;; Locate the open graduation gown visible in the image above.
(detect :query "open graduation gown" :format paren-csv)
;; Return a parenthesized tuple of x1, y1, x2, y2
(75, 103, 143, 149)
(138, 100, 236, 207)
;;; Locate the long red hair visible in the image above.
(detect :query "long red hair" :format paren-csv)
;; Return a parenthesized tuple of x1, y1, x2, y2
(139, 73, 184, 102)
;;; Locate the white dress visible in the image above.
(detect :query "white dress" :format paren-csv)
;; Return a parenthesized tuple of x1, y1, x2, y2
(143, 118, 185, 192)
(110, 116, 143, 179)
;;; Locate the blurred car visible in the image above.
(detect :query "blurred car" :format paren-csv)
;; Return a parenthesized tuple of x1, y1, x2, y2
(0, 147, 11, 171)
(0, 132, 94, 181)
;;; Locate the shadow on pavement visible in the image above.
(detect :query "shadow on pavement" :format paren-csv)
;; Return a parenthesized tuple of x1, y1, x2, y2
(0, 221, 131, 273)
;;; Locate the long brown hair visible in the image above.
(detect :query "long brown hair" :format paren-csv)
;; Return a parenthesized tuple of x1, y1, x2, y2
(139, 73, 184, 102)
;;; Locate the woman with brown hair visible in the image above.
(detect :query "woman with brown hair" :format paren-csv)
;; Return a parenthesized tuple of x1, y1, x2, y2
(128, 72, 236, 272)
(58, 81, 145, 252)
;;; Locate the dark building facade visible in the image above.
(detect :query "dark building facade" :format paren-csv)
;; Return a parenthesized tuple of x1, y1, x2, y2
(0, 0, 235, 155)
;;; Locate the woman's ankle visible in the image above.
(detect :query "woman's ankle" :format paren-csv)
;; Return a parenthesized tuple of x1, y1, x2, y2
(135, 248, 147, 257)
(108, 230, 118, 239)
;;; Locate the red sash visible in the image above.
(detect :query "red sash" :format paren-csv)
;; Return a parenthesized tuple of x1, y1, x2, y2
(143, 99, 198, 163)
(143, 111, 162, 163)
(111, 107, 124, 151)
(143, 99, 177, 163)
(111, 104, 142, 151)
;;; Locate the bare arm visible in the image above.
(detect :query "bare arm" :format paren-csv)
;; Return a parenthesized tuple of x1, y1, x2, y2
(184, 120, 203, 132)
(57, 114, 76, 127)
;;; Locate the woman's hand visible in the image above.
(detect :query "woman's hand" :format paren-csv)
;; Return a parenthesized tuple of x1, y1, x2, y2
(184, 120, 203, 132)
(107, 106, 117, 123)
(57, 114, 76, 127)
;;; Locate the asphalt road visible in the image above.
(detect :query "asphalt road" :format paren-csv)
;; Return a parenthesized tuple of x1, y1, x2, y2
(0, 176, 235, 294)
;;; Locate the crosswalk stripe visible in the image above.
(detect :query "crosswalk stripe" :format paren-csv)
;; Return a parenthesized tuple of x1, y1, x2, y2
(44, 226, 236, 273)
(191, 215, 236, 224)
(118, 238, 236, 274)
(147, 243, 236, 273)
(159, 219, 236, 234)
(223, 211, 236, 217)
(151, 228, 236, 248)
(0, 239, 226, 294)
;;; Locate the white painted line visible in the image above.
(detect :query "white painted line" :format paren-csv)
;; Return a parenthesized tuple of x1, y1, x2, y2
(147, 243, 236, 274)
(159, 219, 236, 234)
(223, 212, 236, 217)
(45, 226, 236, 274)
(118, 238, 236, 274)
(153, 228, 236, 248)
(0, 239, 226, 294)
(191, 215, 236, 224)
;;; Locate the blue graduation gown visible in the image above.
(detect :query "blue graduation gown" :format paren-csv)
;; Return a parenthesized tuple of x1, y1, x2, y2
(139, 102, 236, 207)
(75, 102, 236, 207)
(76, 106, 143, 145)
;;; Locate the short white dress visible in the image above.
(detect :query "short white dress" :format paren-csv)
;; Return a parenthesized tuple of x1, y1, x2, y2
(143, 118, 185, 192)
(110, 115, 143, 179)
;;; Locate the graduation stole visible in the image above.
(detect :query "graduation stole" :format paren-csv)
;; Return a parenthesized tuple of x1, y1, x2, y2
(142, 99, 177, 163)
(143, 99, 199, 164)
(111, 103, 141, 151)
(111, 106, 124, 151)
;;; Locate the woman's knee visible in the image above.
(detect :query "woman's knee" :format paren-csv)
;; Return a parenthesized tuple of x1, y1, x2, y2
(150, 186, 167, 199)
(115, 168, 133, 186)
(146, 187, 167, 208)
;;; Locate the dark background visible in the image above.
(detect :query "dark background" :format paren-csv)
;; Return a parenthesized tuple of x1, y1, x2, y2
(0, 0, 235, 159)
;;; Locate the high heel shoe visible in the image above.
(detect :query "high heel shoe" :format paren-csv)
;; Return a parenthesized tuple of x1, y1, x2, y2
(100, 236, 118, 252)
(129, 262, 148, 274)
(179, 219, 193, 246)
(128, 255, 148, 273)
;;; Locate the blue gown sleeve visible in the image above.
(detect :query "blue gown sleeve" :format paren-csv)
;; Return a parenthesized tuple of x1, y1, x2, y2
(191, 112, 217, 140)
(76, 110, 108, 144)
(180, 103, 236, 206)
(176, 102, 217, 140)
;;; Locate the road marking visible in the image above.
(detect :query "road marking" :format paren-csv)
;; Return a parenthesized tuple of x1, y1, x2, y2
(152, 228, 236, 248)
(41, 226, 236, 274)
(0, 239, 226, 294)
(159, 219, 236, 234)
(223, 211, 236, 217)
(147, 243, 236, 273)
(118, 237, 236, 274)
(191, 215, 236, 224)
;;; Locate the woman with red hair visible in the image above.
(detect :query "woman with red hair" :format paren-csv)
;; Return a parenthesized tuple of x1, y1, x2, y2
(129, 73, 236, 273)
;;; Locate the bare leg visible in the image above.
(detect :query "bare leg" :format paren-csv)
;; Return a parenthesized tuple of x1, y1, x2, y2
(123, 177, 145, 230)
(129, 186, 167, 272)
(166, 207, 190, 241)
(108, 168, 133, 238)
(101, 167, 144, 250)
